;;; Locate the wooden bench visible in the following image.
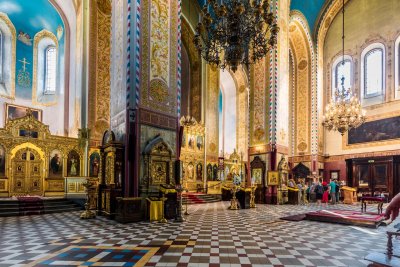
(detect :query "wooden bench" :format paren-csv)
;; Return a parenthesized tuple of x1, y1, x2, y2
(361, 196, 385, 214)
(365, 231, 400, 267)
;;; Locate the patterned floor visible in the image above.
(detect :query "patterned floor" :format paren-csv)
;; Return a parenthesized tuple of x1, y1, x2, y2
(0, 201, 397, 267)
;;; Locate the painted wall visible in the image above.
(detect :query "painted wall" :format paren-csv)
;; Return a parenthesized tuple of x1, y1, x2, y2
(324, 0, 400, 157)
(0, 0, 66, 135)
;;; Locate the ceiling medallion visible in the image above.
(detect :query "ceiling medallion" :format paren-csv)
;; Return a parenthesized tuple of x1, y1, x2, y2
(194, 0, 279, 72)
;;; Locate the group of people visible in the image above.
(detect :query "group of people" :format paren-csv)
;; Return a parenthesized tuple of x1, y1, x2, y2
(307, 179, 342, 205)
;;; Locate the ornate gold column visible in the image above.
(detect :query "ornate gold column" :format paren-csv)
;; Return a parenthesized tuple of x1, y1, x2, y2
(88, 0, 112, 140)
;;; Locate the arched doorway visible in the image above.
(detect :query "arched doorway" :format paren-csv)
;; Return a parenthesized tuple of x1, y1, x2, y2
(11, 146, 44, 196)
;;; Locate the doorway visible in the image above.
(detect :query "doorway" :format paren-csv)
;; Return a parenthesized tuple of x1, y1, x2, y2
(11, 148, 44, 196)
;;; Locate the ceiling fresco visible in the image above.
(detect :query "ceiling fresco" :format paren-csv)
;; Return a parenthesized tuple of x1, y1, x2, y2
(0, 0, 64, 99)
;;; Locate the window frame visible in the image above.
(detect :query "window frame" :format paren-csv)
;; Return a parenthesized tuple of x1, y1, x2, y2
(363, 47, 384, 99)
(331, 55, 353, 100)
(44, 45, 57, 95)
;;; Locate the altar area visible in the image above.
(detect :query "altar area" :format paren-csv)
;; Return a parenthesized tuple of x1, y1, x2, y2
(0, 111, 96, 198)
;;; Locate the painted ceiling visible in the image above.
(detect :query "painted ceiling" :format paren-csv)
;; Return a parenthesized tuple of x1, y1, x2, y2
(290, 0, 327, 33)
(0, 0, 64, 99)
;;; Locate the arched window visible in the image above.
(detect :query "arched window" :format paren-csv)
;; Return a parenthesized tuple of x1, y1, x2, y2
(44, 46, 57, 94)
(395, 36, 400, 100)
(364, 48, 384, 98)
(0, 13, 16, 98)
(331, 56, 352, 99)
(33, 30, 58, 104)
(0, 31, 3, 83)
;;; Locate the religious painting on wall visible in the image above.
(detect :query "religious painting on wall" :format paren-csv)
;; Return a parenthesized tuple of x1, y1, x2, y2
(213, 164, 218, 181)
(89, 152, 100, 177)
(67, 150, 80, 177)
(196, 136, 203, 150)
(49, 150, 62, 177)
(186, 163, 194, 181)
(206, 164, 212, 180)
(188, 136, 195, 149)
(196, 163, 203, 181)
(251, 168, 262, 185)
(5, 103, 42, 122)
(348, 116, 400, 145)
(267, 171, 279, 186)
(0, 145, 5, 177)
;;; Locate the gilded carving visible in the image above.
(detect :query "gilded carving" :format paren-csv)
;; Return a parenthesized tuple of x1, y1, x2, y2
(0, 113, 83, 197)
(206, 65, 219, 159)
(289, 20, 311, 155)
(182, 19, 202, 121)
(252, 59, 266, 145)
(89, 0, 111, 140)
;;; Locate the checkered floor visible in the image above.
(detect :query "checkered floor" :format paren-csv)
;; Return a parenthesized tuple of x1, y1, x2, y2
(0, 201, 397, 267)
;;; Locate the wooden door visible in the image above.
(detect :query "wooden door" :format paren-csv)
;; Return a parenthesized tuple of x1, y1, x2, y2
(12, 149, 43, 196)
(371, 163, 389, 194)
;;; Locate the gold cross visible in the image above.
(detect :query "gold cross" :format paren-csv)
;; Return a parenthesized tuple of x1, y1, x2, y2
(18, 57, 30, 72)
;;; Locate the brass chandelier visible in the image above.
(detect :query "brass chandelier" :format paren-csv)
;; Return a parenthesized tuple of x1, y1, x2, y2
(322, 0, 365, 135)
(193, 0, 279, 72)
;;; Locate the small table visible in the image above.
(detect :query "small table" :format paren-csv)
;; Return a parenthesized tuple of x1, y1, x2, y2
(360, 196, 385, 214)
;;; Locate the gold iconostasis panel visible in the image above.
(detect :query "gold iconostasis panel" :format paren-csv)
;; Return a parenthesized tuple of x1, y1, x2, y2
(0, 110, 85, 197)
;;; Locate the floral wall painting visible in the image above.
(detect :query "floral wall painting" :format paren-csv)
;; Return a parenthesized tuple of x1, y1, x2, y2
(67, 150, 80, 177)
(49, 149, 62, 178)
(89, 152, 100, 177)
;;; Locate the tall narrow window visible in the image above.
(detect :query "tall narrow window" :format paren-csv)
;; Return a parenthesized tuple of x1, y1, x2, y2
(334, 59, 351, 95)
(0, 31, 3, 83)
(364, 48, 383, 97)
(44, 46, 56, 94)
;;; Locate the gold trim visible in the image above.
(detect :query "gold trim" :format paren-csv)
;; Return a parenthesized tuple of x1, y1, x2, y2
(32, 30, 59, 107)
(0, 12, 16, 100)
(342, 110, 400, 149)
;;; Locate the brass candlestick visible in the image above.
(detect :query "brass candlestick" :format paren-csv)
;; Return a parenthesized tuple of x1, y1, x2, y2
(80, 179, 96, 219)
(184, 188, 190, 215)
(229, 185, 239, 210)
(250, 185, 256, 208)
(159, 193, 168, 223)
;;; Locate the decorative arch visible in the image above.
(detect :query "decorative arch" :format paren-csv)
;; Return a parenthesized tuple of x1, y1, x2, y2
(0, 12, 16, 99)
(32, 30, 59, 106)
(289, 17, 312, 156)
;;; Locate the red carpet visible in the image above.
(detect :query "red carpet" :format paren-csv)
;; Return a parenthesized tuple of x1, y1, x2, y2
(17, 197, 44, 215)
(305, 209, 386, 228)
(183, 193, 205, 204)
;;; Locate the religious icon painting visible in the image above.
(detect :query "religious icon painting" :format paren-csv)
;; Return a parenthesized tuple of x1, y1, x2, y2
(267, 171, 279, 186)
(6, 103, 42, 122)
(188, 136, 195, 149)
(206, 164, 213, 180)
(67, 150, 80, 177)
(182, 132, 186, 147)
(251, 168, 262, 185)
(89, 152, 100, 177)
(196, 136, 203, 150)
(0, 145, 5, 177)
(49, 150, 62, 177)
(196, 163, 203, 181)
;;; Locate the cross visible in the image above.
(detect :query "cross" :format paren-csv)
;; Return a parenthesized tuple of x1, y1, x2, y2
(18, 57, 30, 72)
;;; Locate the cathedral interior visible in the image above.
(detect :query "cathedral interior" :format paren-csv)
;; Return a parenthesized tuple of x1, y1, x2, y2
(0, 0, 400, 266)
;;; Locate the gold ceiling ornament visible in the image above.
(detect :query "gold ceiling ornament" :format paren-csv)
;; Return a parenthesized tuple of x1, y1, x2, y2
(180, 115, 197, 128)
(194, 0, 279, 72)
(322, 0, 365, 135)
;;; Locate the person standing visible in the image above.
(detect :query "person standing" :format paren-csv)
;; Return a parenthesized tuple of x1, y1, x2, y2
(315, 180, 323, 205)
(329, 179, 337, 204)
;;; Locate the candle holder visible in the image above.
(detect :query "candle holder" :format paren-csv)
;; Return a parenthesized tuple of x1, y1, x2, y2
(175, 184, 185, 222)
(184, 188, 190, 215)
(80, 179, 96, 219)
(159, 193, 168, 223)
(229, 185, 239, 210)
(250, 185, 256, 208)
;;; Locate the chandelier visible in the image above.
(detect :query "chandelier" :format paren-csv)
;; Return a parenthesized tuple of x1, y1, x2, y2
(193, 0, 279, 72)
(322, 0, 365, 135)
